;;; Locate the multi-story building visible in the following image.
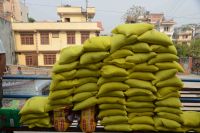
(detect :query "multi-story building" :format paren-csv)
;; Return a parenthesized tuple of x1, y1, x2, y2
(0, 0, 28, 22)
(173, 27, 193, 45)
(148, 13, 175, 39)
(12, 6, 103, 67)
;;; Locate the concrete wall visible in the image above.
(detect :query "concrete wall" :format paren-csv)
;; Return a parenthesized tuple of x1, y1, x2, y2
(0, 18, 15, 64)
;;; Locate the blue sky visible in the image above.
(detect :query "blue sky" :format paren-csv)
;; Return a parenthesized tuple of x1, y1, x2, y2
(24, 0, 200, 34)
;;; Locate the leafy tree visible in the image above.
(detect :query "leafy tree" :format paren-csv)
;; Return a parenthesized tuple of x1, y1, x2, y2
(122, 5, 147, 23)
(175, 43, 190, 57)
(28, 17, 36, 23)
(189, 39, 200, 57)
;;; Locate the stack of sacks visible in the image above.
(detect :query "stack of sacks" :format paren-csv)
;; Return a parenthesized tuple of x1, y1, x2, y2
(72, 36, 111, 111)
(97, 65, 130, 131)
(19, 97, 51, 128)
(111, 23, 157, 131)
(47, 45, 84, 111)
(181, 111, 200, 132)
(137, 28, 184, 131)
(97, 23, 154, 132)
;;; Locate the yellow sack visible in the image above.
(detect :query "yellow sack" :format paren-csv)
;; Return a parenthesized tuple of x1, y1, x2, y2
(125, 79, 156, 92)
(97, 97, 126, 105)
(126, 101, 155, 108)
(101, 116, 128, 126)
(128, 112, 154, 117)
(157, 112, 183, 123)
(19, 96, 48, 115)
(104, 124, 132, 131)
(28, 123, 52, 128)
(104, 49, 133, 62)
(112, 23, 154, 36)
(129, 63, 159, 72)
(153, 69, 177, 85)
(126, 107, 154, 113)
(74, 83, 98, 94)
(181, 111, 200, 127)
(72, 91, 97, 102)
(154, 117, 181, 129)
(98, 109, 127, 119)
(123, 42, 151, 53)
(48, 89, 73, 100)
(22, 117, 50, 125)
(126, 52, 156, 64)
(125, 88, 153, 97)
(73, 97, 97, 111)
(127, 95, 156, 102)
(59, 45, 83, 64)
(83, 36, 111, 52)
(128, 116, 154, 125)
(154, 107, 183, 114)
(75, 69, 99, 78)
(98, 82, 129, 96)
(52, 70, 76, 81)
(157, 91, 181, 100)
(80, 52, 109, 65)
(50, 79, 78, 91)
(105, 58, 135, 69)
(151, 45, 177, 55)
(131, 124, 155, 131)
(98, 91, 124, 98)
(52, 61, 79, 74)
(158, 87, 181, 95)
(148, 53, 179, 64)
(78, 62, 103, 70)
(155, 61, 184, 73)
(155, 97, 182, 107)
(101, 65, 128, 78)
(48, 96, 72, 105)
(20, 113, 49, 123)
(129, 72, 156, 81)
(138, 29, 173, 46)
(156, 76, 184, 88)
(99, 104, 126, 110)
(110, 34, 137, 53)
(97, 76, 127, 86)
(77, 77, 98, 86)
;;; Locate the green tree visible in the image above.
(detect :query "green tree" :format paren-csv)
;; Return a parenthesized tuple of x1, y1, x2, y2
(189, 39, 200, 57)
(122, 5, 147, 23)
(175, 43, 190, 57)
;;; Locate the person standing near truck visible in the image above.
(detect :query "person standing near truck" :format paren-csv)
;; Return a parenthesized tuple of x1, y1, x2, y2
(0, 40, 6, 107)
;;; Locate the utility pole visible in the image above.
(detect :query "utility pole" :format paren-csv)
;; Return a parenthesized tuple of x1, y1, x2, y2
(86, 0, 88, 22)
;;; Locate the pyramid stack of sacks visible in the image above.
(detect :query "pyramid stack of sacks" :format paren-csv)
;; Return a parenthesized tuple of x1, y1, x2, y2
(135, 25, 184, 131)
(47, 45, 84, 111)
(19, 97, 51, 128)
(181, 111, 200, 132)
(111, 23, 158, 131)
(72, 36, 111, 111)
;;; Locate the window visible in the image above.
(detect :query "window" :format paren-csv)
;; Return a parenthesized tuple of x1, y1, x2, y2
(44, 54, 56, 65)
(20, 33, 34, 45)
(65, 18, 70, 22)
(52, 32, 59, 38)
(67, 31, 75, 44)
(25, 55, 33, 66)
(40, 32, 49, 44)
(183, 35, 188, 39)
(81, 31, 90, 44)
(164, 26, 169, 32)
